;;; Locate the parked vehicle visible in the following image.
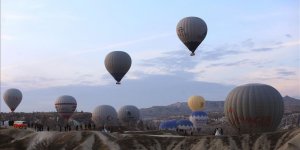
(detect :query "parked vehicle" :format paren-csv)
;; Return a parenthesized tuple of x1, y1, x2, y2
(13, 121, 27, 129)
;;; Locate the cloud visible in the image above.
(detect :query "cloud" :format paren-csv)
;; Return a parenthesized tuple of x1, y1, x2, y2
(252, 47, 274, 52)
(277, 69, 296, 76)
(279, 40, 300, 48)
(251, 40, 300, 52)
(73, 32, 175, 55)
(1, 32, 174, 89)
(242, 67, 300, 96)
(131, 50, 199, 78)
(241, 38, 255, 48)
(285, 34, 292, 38)
(200, 43, 243, 61)
(186, 37, 300, 98)
(0, 74, 235, 112)
(208, 59, 250, 67)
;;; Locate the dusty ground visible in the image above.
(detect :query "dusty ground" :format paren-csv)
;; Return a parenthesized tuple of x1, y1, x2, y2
(0, 127, 299, 150)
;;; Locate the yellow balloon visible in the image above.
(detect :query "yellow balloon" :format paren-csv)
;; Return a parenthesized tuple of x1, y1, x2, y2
(188, 96, 205, 111)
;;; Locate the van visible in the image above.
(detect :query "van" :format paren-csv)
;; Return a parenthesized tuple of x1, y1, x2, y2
(13, 121, 27, 129)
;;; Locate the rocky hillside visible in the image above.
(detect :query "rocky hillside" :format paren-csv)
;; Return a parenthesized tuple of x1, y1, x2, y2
(141, 96, 300, 119)
(0, 128, 299, 150)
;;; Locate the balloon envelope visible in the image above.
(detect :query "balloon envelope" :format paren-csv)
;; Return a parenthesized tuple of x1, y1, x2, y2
(104, 51, 132, 84)
(92, 105, 118, 127)
(176, 119, 193, 130)
(3, 88, 22, 112)
(118, 105, 140, 125)
(224, 83, 284, 133)
(188, 96, 205, 111)
(176, 16, 207, 56)
(55, 95, 77, 120)
(159, 120, 177, 131)
(189, 111, 208, 128)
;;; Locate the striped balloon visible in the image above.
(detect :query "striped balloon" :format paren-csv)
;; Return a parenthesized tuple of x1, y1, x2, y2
(176, 17, 207, 56)
(104, 51, 132, 84)
(92, 105, 118, 127)
(3, 88, 22, 112)
(224, 83, 284, 133)
(55, 95, 77, 120)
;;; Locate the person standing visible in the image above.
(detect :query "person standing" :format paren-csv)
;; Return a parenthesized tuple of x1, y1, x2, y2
(215, 128, 221, 136)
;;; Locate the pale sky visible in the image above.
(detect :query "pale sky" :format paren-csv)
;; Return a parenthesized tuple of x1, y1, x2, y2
(1, 0, 299, 112)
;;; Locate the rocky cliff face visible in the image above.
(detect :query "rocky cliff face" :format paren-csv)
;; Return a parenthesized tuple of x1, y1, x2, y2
(0, 128, 299, 150)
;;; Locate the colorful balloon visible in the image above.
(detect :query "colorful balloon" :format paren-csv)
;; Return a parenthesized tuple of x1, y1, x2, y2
(188, 95, 205, 111)
(55, 95, 77, 120)
(159, 120, 177, 131)
(176, 119, 193, 130)
(189, 111, 208, 128)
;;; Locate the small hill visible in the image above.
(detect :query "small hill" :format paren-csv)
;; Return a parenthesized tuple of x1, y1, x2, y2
(283, 96, 300, 113)
(141, 96, 300, 119)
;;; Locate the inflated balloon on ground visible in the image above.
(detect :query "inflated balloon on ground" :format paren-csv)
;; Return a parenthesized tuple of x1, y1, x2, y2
(92, 105, 118, 127)
(118, 105, 140, 125)
(189, 111, 208, 128)
(55, 95, 77, 120)
(224, 83, 284, 133)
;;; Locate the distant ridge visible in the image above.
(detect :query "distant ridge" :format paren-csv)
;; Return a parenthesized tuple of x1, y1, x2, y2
(141, 96, 300, 119)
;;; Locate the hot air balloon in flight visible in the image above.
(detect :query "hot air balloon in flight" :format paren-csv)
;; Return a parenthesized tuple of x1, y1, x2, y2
(104, 51, 132, 84)
(92, 105, 118, 127)
(224, 83, 284, 133)
(118, 105, 140, 126)
(55, 95, 77, 120)
(3, 88, 22, 112)
(176, 17, 207, 56)
(188, 95, 205, 111)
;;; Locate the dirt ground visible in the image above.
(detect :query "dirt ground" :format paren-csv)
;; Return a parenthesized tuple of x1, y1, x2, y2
(0, 127, 299, 150)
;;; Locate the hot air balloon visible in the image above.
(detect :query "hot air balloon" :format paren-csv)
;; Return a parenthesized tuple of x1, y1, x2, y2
(188, 95, 205, 111)
(54, 95, 77, 120)
(176, 16, 207, 56)
(3, 88, 22, 112)
(159, 120, 177, 131)
(176, 119, 194, 135)
(189, 111, 208, 128)
(104, 51, 132, 84)
(224, 83, 284, 134)
(92, 105, 118, 127)
(118, 105, 140, 126)
(176, 119, 193, 130)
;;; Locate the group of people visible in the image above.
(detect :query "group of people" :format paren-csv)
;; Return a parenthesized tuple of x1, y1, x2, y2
(58, 123, 96, 132)
(28, 123, 97, 132)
